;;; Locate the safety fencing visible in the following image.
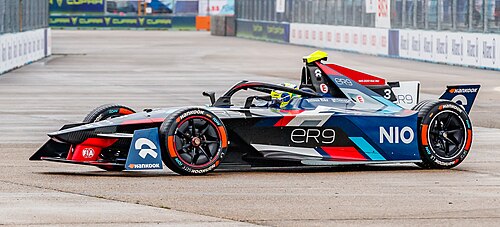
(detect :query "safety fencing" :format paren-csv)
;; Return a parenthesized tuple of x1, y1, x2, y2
(0, 0, 49, 34)
(236, 19, 499, 70)
(233, 0, 499, 70)
(1, 0, 51, 75)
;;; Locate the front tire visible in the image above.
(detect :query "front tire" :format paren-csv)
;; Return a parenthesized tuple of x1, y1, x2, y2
(159, 108, 228, 175)
(83, 104, 136, 123)
(414, 100, 473, 168)
(83, 104, 136, 171)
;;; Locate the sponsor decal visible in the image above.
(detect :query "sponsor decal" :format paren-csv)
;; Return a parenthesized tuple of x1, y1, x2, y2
(125, 128, 163, 170)
(483, 40, 496, 60)
(411, 35, 420, 52)
(291, 129, 336, 144)
(451, 95, 468, 107)
(253, 24, 263, 32)
(146, 18, 171, 26)
(451, 37, 463, 57)
(436, 38, 448, 55)
(356, 95, 365, 103)
(449, 88, 478, 94)
(433, 159, 455, 166)
(306, 98, 351, 104)
(439, 104, 463, 113)
(108, 109, 118, 114)
(135, 138, 158, 159)
(182, 163, 217, 174)
(128, 163, 161, 169)
(379, 126, 415, 144)
(82, 148, 95, 158)
(334, 78, 353, 86)
(467, 39, 479, 59)
(399, 35, 410, 51)
(175, 158, 183, 166)
(320, 83, 329, 93)
(395, 94, 414, 105)
(179, 110, 204, 120)
(423, 37, 433, 54)
(314, 69, 322, 79)
(50, 0, 104, 13)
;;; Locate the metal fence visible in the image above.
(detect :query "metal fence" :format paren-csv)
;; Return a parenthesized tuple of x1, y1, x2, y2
(0, 0, 49, 34)
(236, 0, 500, 33)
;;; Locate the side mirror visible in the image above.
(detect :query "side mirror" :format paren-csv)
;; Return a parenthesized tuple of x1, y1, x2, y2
(203, 91, 216, 106)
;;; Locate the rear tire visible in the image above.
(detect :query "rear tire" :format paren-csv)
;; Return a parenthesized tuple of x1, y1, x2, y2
(159, 108, 228, 175)
(83, 104, 136, 171)
(414, 100, 472, 168)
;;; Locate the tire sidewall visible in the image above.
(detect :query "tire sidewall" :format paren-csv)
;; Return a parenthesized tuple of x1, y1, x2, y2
(419, 101, 472, 168)
(84, 104, 135, 123)
(160, 108, 228, 175)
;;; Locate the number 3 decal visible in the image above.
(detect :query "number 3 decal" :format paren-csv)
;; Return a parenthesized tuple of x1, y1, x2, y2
(383, 89, 392, 100)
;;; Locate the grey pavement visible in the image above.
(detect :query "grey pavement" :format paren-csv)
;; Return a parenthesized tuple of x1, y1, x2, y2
(0, 30, 499, 226)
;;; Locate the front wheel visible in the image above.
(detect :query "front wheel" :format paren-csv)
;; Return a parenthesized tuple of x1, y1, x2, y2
(159, 108, 228, 175)
(414, 100, 473, 168)
(83, 104, 136, 123)
(83, 104, 136, 171)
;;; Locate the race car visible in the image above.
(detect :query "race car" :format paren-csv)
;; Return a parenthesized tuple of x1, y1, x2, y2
(30, 51, 480, 175)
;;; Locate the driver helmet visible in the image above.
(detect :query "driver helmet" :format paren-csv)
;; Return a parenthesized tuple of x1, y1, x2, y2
(270, 83, 301, 109)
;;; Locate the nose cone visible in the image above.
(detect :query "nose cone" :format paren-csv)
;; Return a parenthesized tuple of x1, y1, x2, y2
(48, 112, 149, 144)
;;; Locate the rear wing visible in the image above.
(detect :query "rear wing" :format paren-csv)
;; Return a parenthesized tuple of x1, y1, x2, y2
(325, 63, 420, 109)
(439, 85, 480, 114)
(326, 63, 386, 86)
(305, 52, 477, 113)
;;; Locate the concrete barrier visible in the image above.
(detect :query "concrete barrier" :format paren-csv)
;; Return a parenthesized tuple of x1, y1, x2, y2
(0, 28, 51, 75)
(288, 23, 499, 70)
(210, 15, 236, 36)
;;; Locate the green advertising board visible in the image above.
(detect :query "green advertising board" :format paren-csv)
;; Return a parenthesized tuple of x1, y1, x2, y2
(50, 0, 105, 13)
(50, 15, 196, 30)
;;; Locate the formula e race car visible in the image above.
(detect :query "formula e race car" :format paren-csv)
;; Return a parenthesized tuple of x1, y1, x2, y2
(30, 51, 480, 175)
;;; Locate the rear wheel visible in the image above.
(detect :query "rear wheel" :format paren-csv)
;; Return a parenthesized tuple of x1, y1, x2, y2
(159, 108, 228, 175)
(83, 104, 136, 171)
(414, 100, 472, 168)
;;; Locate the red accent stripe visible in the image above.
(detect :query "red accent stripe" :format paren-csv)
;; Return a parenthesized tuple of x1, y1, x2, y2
(119, 108, 134, 115)
(321, 147, 368, 161)
(465, 129, 472, 150)
(168, 136, 177, 158)
(274, 110, 305, 127)
(325, 63, 386, 85)
(80, 138, 118, 147)
(121, 118, 164, 125)
(274, 115, 295, 127)
(70, 138, 118, 162)
(316, 62, 342, 75)
(218, 126, 228, 149)
(422, 124, 429, 146)
(279, 109, 305, 115)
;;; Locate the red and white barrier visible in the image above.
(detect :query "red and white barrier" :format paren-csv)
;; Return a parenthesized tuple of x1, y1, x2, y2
(290, 23, 389, 56)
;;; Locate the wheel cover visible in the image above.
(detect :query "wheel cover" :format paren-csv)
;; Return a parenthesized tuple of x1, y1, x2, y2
(173, 116, 221, 168)
(428, 110, 467, 160)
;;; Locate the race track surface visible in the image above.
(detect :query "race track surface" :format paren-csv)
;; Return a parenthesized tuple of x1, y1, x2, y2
(0, 30, 499, 226)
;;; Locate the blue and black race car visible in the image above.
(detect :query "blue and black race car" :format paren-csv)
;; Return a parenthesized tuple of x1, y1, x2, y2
(30, 51, 480, 175)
